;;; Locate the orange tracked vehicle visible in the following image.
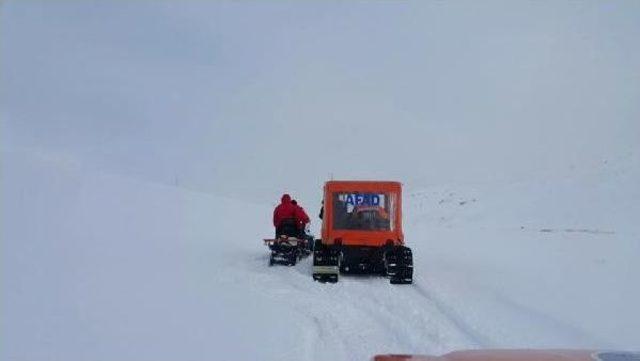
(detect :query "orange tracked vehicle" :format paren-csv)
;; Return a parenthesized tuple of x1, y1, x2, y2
(312, 180, 413, 284)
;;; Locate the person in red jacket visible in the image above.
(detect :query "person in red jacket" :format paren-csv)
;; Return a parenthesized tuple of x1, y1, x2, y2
(291, 199, 310, 231)
(273, 194, 298, 237)
(291, 199, 314, 251)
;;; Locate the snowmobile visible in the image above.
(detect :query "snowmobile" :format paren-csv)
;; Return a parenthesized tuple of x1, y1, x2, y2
(264, 219, 311, 266)
(313, 181, 413, 284)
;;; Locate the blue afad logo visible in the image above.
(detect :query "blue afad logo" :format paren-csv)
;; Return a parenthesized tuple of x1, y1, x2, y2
(345, 193, 381, 207)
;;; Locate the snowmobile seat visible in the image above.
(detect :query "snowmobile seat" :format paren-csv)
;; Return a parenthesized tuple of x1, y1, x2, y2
(276, 218, 300, 238)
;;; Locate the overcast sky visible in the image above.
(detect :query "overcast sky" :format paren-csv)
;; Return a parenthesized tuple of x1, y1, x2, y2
(2, 1, 639, 205)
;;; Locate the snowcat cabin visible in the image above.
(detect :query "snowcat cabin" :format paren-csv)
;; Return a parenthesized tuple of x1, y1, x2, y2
(313, 181, 412, 284)
(322, 181, 404, 247)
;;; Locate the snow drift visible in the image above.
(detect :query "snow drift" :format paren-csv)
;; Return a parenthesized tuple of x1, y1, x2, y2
(2, 3, 640, 360)
(2, 147, 638, 361)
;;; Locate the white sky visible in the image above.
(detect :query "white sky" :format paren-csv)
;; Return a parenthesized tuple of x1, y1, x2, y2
(2, 1, 639, 205)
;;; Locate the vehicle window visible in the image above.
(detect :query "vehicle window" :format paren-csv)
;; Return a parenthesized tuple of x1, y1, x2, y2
(332, 192, 395, 231)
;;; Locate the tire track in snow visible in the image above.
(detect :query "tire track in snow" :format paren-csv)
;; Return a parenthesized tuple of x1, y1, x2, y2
(212, 252, 485, 360)
(273, 266, 484, 357)
(486, 288, 610, 348)
(413, 281, 493, 347)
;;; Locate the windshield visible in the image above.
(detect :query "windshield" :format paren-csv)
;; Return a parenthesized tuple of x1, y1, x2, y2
(332, 192, 395, 231)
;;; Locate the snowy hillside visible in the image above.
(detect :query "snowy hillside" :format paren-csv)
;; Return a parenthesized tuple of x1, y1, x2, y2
(3, 1, 640, 361)
(3, 147, 638, 361)
(408, 153, 640, 349)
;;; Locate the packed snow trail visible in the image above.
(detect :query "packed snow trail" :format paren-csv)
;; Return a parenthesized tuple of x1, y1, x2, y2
(3, 149, 639, 361)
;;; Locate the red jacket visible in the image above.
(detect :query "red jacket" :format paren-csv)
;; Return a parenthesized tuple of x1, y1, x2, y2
(273, 194, 297, 227)
(294, 205, 310, 229)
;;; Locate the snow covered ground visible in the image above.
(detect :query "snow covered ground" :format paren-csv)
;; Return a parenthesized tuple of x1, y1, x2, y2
(3, 147, 639, 361)
(3, 2, 640, 360)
